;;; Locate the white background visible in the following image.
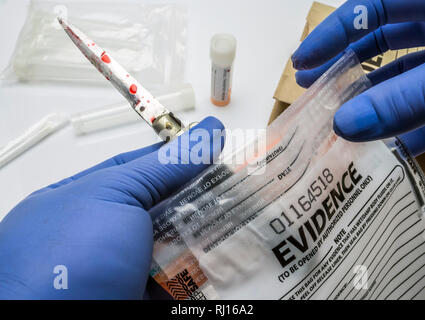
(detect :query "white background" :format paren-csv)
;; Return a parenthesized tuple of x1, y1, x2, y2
(0, 0, 344, 217)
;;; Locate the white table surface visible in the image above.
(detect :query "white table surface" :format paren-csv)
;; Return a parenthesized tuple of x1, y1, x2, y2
(0, 0, 344, 218)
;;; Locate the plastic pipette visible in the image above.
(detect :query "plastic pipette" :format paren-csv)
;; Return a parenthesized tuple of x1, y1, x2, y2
(71, 83, 196, 135)
(0, 114, 68, 169)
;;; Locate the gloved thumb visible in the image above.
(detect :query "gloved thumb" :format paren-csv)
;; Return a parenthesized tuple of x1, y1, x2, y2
(86, 116, 225, 210)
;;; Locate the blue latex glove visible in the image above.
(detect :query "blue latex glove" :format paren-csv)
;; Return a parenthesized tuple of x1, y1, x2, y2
(0, 117, 224, 299)
(292, 0, 425, 156)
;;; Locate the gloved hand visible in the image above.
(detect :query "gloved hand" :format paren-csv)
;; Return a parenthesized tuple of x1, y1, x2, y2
(291, 0, 425, 156)
(0, 117, 225, 299)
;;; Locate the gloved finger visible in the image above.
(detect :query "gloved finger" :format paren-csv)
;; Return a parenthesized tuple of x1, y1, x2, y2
(32, 142, 164, 195)
(367, 50, 425, 85)
(296, 22, 425, 88)
(87, 116, 225, 210)
(400, 126, 425, 157)
(333, 62, 425, 142)
(292, 0, 425, 70)
(296, 55, 340, 88)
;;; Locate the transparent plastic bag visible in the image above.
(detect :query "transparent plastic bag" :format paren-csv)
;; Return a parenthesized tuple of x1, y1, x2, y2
(149, 51, 425, 300)
(1, 0, 187, 91)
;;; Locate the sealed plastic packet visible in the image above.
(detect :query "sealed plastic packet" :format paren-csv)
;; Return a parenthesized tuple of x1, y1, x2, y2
(2, 0, 187, 90)
(149, 51, 425, 300)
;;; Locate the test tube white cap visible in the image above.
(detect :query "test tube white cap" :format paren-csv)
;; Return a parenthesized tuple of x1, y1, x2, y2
(210, 33, 237, 67)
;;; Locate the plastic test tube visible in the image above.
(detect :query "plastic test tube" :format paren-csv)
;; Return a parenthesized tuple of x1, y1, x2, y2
(210, 33, 237, 107)
(71, 83, 196, 135)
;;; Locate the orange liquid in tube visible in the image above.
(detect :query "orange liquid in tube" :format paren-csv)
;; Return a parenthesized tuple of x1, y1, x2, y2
(210, 33, 236, 107)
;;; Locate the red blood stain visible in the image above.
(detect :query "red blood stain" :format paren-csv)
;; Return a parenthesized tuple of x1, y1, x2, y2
(150, 117, 156, 123)
(146, 100, 150, 103)
(129, 84, 137, 94)
(101, 52, 111, 63)
(126, 74, 129, 77)
(101, 55, 111, 63)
